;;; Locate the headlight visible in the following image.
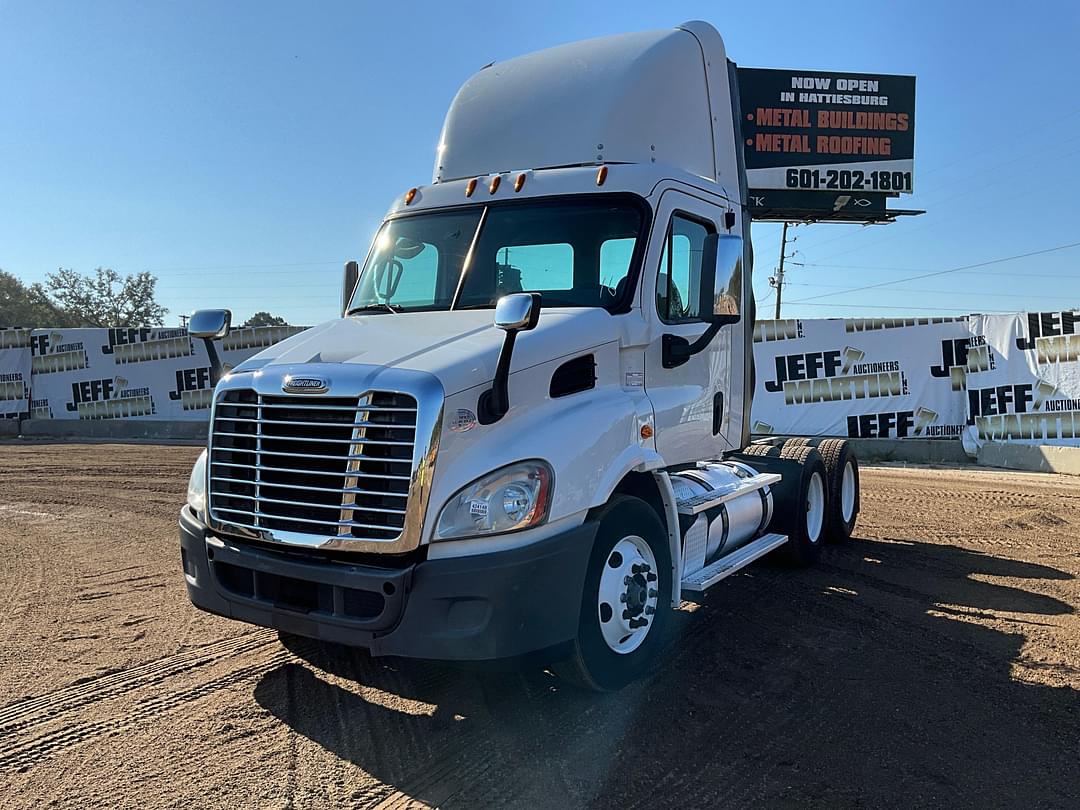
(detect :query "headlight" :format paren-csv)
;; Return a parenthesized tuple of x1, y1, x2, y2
(186, 450, 208, 521)
(434, 460, 553, 541)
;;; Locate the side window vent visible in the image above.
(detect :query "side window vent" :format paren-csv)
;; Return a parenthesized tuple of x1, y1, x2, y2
(550, 354, 596, 399)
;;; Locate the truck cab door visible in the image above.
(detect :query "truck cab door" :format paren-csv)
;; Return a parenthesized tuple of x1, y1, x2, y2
(643, 191, 743, 466)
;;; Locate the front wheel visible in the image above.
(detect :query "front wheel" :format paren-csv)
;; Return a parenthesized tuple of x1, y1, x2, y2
(554, 495, 672, 691)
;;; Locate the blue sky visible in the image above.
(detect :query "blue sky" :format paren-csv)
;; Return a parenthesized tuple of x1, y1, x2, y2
(1, 0, 1077, 326)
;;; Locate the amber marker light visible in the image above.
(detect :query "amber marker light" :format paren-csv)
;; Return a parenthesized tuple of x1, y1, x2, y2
(596, 165, 608, 186)
(489, 175, 501, 194)
(404, 187, 418, 205)
(514, 172, 527, 192)
(640, 423, 653, 440)
(465, 178, 478, 197)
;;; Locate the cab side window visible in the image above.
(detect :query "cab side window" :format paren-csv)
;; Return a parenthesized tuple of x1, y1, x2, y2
(656, 214, 714, 323)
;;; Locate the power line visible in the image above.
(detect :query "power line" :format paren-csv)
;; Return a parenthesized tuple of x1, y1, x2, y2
(784, 301, 1016, 313)
(787, 134, 1080, 260)
(785, 281, 1073, 301)
(787, 240, 1080, 305)
(801, 262, 1080, 280)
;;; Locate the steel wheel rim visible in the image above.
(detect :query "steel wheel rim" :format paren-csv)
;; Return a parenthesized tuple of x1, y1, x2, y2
(840, 460, 856, 523)
(806, 472, 825, 544)
(597, 535, 658, 654)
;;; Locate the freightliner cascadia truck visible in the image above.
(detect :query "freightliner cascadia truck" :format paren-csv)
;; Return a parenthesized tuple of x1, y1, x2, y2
(180, 21, 864, 690)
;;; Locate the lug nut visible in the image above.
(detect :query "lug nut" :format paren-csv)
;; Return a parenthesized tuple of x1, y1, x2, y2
(649, 588, 658, 598)
(646, 573, 657, 583)
(645, 606, 656, 615)
(623, 609, 633, 620)
(624, 575, 632, 585)
(619, 593, 627, 603)
(629, 617, 648, 629)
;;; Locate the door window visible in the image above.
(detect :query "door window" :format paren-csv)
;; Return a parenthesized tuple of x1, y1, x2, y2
(656, 214, 715, 323)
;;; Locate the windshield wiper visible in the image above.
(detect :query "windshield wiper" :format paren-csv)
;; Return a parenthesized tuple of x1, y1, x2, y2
(348, 302, 398, 315)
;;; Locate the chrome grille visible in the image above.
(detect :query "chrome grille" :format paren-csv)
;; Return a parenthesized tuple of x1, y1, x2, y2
(208, 389, 417, 541)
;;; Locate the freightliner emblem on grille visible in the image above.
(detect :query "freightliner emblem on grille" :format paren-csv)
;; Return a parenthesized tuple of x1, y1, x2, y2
(282, 375, 329, 394)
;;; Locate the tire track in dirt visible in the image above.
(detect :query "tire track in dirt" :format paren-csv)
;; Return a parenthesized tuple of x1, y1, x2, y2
(0, 631, 274, 737)
(0, 652, 290, 772)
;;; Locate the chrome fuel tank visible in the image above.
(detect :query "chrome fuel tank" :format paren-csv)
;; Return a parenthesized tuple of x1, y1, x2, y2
(671, 461, 773, 563)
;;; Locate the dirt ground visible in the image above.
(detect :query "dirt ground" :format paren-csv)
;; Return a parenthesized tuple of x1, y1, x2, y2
(0, 443, 1077, 809)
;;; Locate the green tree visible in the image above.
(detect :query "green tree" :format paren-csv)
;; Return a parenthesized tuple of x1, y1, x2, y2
(242, 311, 289, 327)
(0, 269, 82, 328)
(46, 267, 168, 327)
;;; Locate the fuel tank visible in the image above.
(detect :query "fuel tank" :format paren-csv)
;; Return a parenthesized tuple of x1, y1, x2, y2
(670, 461, 773, 564)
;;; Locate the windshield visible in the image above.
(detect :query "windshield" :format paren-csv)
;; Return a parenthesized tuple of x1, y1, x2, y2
(347, 197, 646, 314)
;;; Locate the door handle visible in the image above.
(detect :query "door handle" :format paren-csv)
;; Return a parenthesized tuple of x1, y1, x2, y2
(713, 391, 724, 435)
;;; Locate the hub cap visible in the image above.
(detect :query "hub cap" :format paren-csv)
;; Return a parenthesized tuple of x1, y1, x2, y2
(597, 535, 659, 654)
(806, 472, 825, 544)
(841, 460, 856, 523)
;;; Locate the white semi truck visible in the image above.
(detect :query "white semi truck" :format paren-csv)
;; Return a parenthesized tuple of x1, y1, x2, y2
(180, 21, 862, 690)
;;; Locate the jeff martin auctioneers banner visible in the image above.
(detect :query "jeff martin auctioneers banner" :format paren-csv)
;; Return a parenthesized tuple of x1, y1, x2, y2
(0, 328, 32, 420)
(750, 311, 1080, 453)
(25, 325, 305, 421)
(5, 314, 1080, 458)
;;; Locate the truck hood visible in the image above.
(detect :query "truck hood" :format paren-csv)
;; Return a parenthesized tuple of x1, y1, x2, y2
(236, 308, 619, 396)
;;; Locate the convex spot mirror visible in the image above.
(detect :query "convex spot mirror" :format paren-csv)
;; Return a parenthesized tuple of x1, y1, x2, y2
(494, 292, 542, 332)
(696, 233, 743, 324)
(188, 309, 232, 339)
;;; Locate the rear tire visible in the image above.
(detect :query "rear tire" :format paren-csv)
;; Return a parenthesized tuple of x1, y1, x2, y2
(815, 439, 860, 542)
(770, 445, 829, 567)
(554, 495, 672, 691)
(742, 442, 781, 458)
(778, 438, 860, 542)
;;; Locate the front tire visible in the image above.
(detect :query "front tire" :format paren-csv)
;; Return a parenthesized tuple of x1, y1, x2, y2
(554, 495, 672, 691)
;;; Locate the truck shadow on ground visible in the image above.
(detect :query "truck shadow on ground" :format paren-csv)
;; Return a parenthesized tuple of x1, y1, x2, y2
(254, 537, 1079, 809)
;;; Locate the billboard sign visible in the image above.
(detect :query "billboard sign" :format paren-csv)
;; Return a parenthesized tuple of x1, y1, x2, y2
(737, 67, 916, 221)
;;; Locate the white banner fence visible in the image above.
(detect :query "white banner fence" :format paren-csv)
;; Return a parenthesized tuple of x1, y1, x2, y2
(4, 313, 1080, 456)
(1, 325, 306, 422)
(752, 311, 1080, 454)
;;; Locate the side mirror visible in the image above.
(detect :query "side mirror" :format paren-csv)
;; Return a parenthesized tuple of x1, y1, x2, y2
(189, 308, 232, 339)
(480, 293, 543, 424)
(696, 233, 743, 324)
(663, 234, 743, 369)
(342, 260, 359, 316)
(494, 292, 541, 332)
(188, 309, 232, 385)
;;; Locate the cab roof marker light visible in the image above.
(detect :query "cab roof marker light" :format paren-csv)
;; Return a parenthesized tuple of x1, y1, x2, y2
(465, 178, 478, 197)
(596, 165, 608, 186)
(514, 172, 527, 192)
(404, 187, 418, 205)
(489, 175, 501, 194)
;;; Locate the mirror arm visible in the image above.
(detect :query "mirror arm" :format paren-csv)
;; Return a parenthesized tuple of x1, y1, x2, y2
(478, 330, 518, 424)
(662, 320, 728, 369)
(202, 338, 225, 385)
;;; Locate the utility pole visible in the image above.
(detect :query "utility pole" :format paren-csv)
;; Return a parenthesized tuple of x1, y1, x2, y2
(179, 314, 189, 328)
(769, 222, 796, 319)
